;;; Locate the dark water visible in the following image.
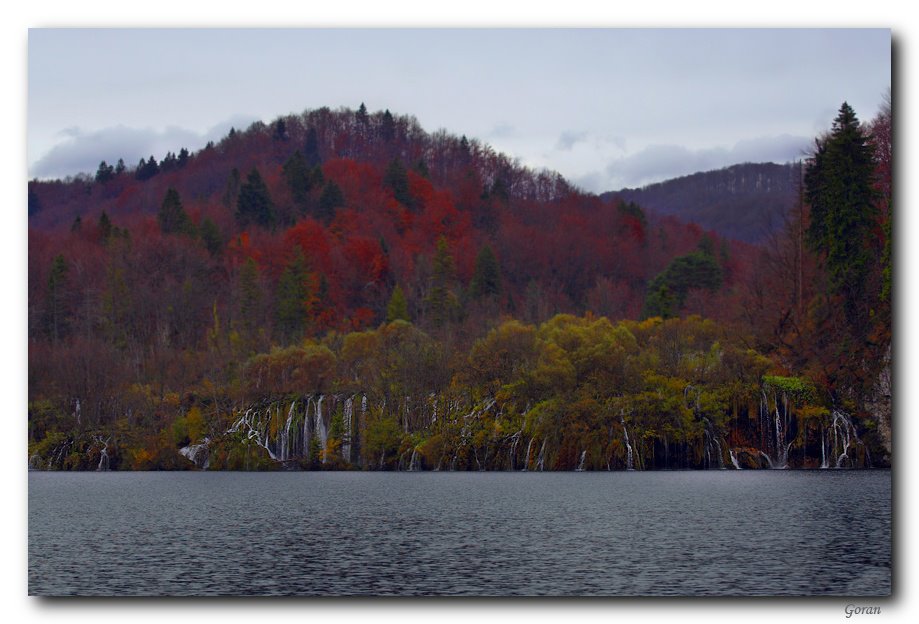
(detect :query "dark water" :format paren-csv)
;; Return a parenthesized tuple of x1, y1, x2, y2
(28, 470, 891, 596)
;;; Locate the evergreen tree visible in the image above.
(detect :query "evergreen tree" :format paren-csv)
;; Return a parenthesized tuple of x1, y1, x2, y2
(304, 127, 322, 166)
(177, 148, 189, 168)
(425, 237, 459, 327)
(135, 155, 159, 181)
(200, 218, 223, 256)
(114, 158, 126, 175)
(98, 211, 113, 244)
(642, 251, 722, 319)
(381, 109, 396, 142)
(386, 284, 410, 322)
(222, 168, 241, 210)
(318, 180, 344, 225)
(804, 102, 879, 325)
(413, 158, 430, 179)
(236, 168, 275, 228)
(238, 257, 262, 349)
(95, 161, 115, 184)
(275, 250, 310, 343)
(356, 102, 369, 125)
(469, 244, 501, 299)
(274, 118, 288, 141)
(282, 150, 313, 212)
(158, 188, 195, 236)
(384, 159, 413, 209)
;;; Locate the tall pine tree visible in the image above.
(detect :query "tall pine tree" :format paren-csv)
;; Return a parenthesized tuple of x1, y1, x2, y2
(804, 102, 879, 326)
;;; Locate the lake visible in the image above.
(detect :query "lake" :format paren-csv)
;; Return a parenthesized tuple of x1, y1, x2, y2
(28, 470, 891, 596)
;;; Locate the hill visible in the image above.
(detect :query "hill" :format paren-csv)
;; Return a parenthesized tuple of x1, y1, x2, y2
(602, 162, 802, 243)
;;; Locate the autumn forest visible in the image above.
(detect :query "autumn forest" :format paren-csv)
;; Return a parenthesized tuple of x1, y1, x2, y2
(27, 100, 892, 472)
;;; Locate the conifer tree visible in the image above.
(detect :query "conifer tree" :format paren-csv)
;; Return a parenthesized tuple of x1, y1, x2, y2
(386, 284, 410, 322)
(275, 250, 310, 343)
(238, 257, 262, 349)
(318, 180, 344, 225)
(158, 188, 195, 236)
(425, 237, 459, 327)
(384, 159, 413, 209)
(282, 150, 313, 213)
(98, 211, 113, 244)
(200, 218, 223, 256)
(470, 244, 501, 299)
(236, 168, 275, 228)
(804, 102, 879, 326)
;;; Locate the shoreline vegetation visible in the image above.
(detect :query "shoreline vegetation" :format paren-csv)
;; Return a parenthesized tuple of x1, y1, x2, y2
(28, 314, 884, 472)
(28, 101, 891, 473)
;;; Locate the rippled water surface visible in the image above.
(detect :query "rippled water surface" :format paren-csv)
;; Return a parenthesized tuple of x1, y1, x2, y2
(28, 471, 891, 596)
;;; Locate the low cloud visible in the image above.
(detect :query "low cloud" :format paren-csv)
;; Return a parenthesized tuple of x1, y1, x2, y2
(555, 130, 589, 151)
(592, 134, 812, 192)
(30, 114, 258, 180)
(487, 123, 516, 139)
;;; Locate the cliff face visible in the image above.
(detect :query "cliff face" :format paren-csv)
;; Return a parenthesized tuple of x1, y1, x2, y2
(603, 162, 801, 243)
(864, 345, 892, 460)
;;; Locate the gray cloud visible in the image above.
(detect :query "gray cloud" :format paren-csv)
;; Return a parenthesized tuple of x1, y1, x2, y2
(596, 134, 812, 191)
(487, 123, 516, 139)
(555, 130, 589, 151)
(30, 114, 258, 179)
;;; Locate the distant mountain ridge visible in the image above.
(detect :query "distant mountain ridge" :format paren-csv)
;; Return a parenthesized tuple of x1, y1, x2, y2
(602, 162, 802, 243)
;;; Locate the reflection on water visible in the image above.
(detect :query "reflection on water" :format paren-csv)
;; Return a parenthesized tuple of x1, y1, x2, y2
(28, 471, 891, 596)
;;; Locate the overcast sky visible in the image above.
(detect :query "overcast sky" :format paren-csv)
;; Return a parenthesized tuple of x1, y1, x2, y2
(28, 28, 890, 192)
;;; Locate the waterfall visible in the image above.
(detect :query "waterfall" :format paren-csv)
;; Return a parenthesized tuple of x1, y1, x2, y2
(95, 437, 110, 471)
(342, 396, 353, 461)
(179, 437, 211, 469)
(316, 395, 327, 463)
(278, 401, 295, 462)
(729, 449, 741, 470)
(576, 450, 586, 472)
(621, 417, 634, 471)
(408, 448, 419, 471)
(827, 409, 866, 468)
(29, 454, 43, 470)
(702, 418, 725, 469)
(522, 438, 534, 472)
(820, 423, 828, 469)
(759, 390, 790, 469)
(509, 430, 521, 470)
(536, 440, 547, 471)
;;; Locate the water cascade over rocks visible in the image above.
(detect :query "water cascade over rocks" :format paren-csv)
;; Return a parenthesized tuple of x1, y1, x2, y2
(29, 382, 879, 471)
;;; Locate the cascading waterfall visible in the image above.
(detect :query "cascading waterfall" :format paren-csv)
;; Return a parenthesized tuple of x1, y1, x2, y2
(179, 437, 211, 469)
(278, 401, 295, 462)
(508, 430, 521, 470)
(536, 440, 547, 471)
(316, 395, 328, 463)
(522, 438, 534, 471)
(729, 449, 742, 470)
(408, 448, 419, 471)
(702, 418, 725, 469)
(621, 416, 634, 471)
(95, 436, 110, 471)
(759, 389, 792, 469)
(576, 450, 586, 472)
(824, 409, 867, 468)
(342, 396, 353, 461)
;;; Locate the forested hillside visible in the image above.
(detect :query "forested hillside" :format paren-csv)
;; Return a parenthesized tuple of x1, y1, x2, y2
(27, 101, 891, 471)
(604, 162, 800, 243)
